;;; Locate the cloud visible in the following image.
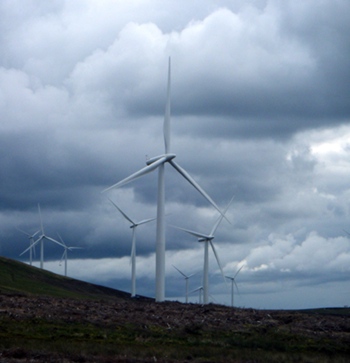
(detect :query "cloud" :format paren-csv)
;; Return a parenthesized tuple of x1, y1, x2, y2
(1, 0, 350, 309)
(241, 232, 350, 281)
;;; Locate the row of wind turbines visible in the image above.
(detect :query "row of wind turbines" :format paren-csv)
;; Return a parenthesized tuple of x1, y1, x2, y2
(101, 58, 242, 305)
(107, 193, 242, 306)
(18, 204, 82, 277)
(18, 58, 242, 306)
(19, 199, 241, 305)
(173, 265, 242, 306)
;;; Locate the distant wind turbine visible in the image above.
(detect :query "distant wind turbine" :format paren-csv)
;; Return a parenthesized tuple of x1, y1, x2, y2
(20, 204, 64, 269)
(102, 58, 224, 302)
(226, 265, 243, 307)
(17, 227, 40, 265)
(172, 264, 196, 303)
(172, 196, 234, 304)
(190, 286, 218, 304)
(190, 286, 204, 304)
(57, 233, 83, 277)
(108, 198, 156, 297)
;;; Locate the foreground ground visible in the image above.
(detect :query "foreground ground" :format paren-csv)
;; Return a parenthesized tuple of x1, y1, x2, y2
(0, 292, 350, 362)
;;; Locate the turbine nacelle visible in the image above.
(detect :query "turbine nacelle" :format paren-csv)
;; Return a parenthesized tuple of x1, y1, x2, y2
(146, 153, 176, 165)
(198, 236, 214, 242)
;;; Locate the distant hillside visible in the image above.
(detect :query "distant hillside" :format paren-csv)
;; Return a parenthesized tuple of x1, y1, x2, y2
(0, 256, 138, 300)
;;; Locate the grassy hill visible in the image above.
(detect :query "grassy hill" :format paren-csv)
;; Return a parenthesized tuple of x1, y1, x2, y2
(1, 256, 349, 363)
(0, 256, 132, 300)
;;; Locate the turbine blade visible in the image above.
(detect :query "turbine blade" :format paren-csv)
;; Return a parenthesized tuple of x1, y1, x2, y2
(164, 57, 171, 154)
(172, 264, 187, 278)
(38, 204, 44, 235)
(45, 236, 65, 248)
(190, 286, 203, 294)
(170, 225, 209, 240)
(136, 217, 157, 226)
(59, 250, 66, 265)
(209, 294, 218, 304)
(102, 156, 166, 193)
(20, 237, 42, 256)
(209, 240, 226, 285)
(33, 230, 40, 238)
(169, 160, 225, 218)
(210, 196, 234, 236)
(234, 265, 244, 278)
(16, 227, 30, 237)
(57, 233, 67, 247)
(234, 280, 240, 295)
(19, 245, 32, 256)
(108, 198, 135, 225)
(210, 215, 225, 238)
(17, 228, 40, 240)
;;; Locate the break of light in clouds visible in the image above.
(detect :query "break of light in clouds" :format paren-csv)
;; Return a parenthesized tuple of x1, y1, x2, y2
(1, 0, 350, 309)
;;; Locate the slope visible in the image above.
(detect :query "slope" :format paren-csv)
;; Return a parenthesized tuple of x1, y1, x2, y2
(0, 256, 133, 300)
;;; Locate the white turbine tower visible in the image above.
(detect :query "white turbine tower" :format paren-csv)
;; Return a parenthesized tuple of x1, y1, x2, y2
(226, 265, 243, 307)
(57, 234, 83, 277)
(17, 228, 39, 265)
(102, 58, 224, 302)
(172, 264, 196, 303)
(172, 197, 234, 304)
(108, 198, 156, 297)
(20, 204, 64, 269)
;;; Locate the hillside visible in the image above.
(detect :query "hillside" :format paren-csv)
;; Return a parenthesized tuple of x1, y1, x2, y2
(0, 256, 134, 300)
(0, 256, 350, 362)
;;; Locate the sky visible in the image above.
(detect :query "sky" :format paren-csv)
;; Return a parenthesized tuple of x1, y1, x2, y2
(1, 0, 350, 309)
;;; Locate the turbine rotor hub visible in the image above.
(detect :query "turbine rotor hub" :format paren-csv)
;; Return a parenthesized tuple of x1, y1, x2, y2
(146, 153, 176, 165)
(198, 236, 213, 242)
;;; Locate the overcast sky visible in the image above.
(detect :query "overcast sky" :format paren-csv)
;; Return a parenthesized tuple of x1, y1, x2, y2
(1, 0, 350, 309)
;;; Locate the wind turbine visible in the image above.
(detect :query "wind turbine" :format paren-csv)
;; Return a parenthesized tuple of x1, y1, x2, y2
(57, 234, 83, 277)
(20, 204, 64, 269)
(108, 198, 156, 297)
(172, 196, 234, 304)
(190, 286, 204, 304)
(226, 265, 243, 307)
(172, 264, 196, 303)
(17, 228, 40, 265)
(102, 58, 224, 302)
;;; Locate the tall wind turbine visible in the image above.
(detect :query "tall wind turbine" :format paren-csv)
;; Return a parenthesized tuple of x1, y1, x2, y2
(226, 265, 243, 307)
(20, 204, 64, 269)
(108, 198, 156, 297)
(172, 264, 196, 303)
(17, 228, 39, 265)
(102, 58, 224, 302)
(172, 197, 234, 304)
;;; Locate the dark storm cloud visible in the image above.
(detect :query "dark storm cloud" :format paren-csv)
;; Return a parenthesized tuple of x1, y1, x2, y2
(0, 0, 350, 309)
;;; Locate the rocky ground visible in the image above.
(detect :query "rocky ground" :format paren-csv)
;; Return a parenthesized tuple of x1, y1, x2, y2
(1, 293, 350, 362)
